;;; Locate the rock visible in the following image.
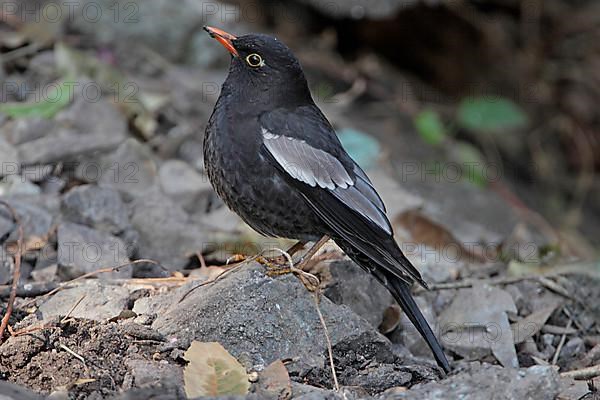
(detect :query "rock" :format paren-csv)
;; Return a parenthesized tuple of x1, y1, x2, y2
(0, 381, 44, 400)
(61, 184, 130, 234)
(0, 175, 41, 196)
(0, 199, 55, 240)
(97, 139, 158, 197)
(158, 159, 213, 213)
(152, 263, 396, 384)
(129, 189, 208, 270)
(0, 247, 14, 285)
(18, 128, 124, 166)
(394, 363, 560, 400)
(345, 363, 411, 394)
(0, 117, 55, 145)
(17, 94, 127, 166)
(560, 337, 585, 361)
(438, 285, 519, 368)
(55, 95, 127, 139)
(69, 0, 242, 67)
(57, 222, 132, 279)
(324, 260, 393, 328)
(122, 359, 183, 390)
(0, 134, 19, 177)
(37, 281, 130, 321)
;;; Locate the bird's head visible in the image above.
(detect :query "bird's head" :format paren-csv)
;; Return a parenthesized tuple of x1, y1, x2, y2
(204, 26, 312, 108)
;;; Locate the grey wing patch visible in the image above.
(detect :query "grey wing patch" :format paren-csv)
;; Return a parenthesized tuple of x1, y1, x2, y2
(262, 128, 353, 190)
(262, 127, 392, 235)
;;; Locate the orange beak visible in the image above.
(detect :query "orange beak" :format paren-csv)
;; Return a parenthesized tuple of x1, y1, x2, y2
(204, 26, 238, 57)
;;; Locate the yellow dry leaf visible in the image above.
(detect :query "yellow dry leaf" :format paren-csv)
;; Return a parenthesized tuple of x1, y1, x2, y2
(184, 341, 250, 398)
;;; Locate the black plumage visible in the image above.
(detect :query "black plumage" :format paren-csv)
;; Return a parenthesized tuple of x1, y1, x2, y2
(203, 27, 450, 373)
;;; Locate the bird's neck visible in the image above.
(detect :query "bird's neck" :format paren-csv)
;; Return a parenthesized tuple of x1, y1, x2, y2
(221, 76, 313, 115)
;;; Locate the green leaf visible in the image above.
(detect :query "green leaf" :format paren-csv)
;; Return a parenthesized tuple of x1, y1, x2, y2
(452, 142, 488, 187)
(337, 128, 381, 170)
(457, 97, 528, 132)
(0, 80, 71, 119)
(184, 341, 250, 398)
(414, 109, 447, 146)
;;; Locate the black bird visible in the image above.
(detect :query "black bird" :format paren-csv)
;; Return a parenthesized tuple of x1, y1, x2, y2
(203, 26, 451, 373)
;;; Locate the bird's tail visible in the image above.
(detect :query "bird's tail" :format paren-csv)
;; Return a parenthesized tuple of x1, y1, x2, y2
(335, 238, 450, 373)
(384, 274, 450, 373)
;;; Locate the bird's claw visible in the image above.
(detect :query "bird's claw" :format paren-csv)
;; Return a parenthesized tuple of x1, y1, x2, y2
(226, 253, 249, 265)
(257, 256, 293, 276)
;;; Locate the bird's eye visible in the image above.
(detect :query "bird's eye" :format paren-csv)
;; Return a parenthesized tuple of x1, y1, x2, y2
(245, 53, 263, 67)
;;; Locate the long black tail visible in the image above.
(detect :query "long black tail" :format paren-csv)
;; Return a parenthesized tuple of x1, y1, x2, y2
(336, 239, 451, 373)
(384, 273, 450, 373)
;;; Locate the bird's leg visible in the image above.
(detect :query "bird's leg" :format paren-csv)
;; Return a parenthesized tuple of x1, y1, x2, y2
(293, 235, 330, 271)
(260, 240, 307, 275)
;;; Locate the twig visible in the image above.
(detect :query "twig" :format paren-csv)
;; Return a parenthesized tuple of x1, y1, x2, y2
(21, 259, 161, 308)
(59, 343, 86, 365)
(61, 294, 86, 323)
(313, 290, 339, 391)
(0, 201, 23, 343)
(418, 261, 600, 292)
(552, 318, 573, 365)
(560, 364, 600, 380)
(178, 261, 248, 303)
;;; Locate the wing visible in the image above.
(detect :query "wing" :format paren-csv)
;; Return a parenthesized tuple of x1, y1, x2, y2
(259, 106, 424, 286)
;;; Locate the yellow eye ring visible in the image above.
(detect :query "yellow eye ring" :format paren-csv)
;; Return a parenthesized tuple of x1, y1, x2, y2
(246, 53, 263, 67)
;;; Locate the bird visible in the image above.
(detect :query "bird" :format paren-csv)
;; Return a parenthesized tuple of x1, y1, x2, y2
(203, 26, 451, 373)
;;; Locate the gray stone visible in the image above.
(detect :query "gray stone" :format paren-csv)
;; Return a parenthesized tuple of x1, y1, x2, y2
(61, 184, 130, 234)
(18, 128, 124, 166)
(393, 363, 560, 400)
(0, 200, 54, 240)
(0, 247, 14, 285)
(37, 280, 130, 322)
(97, 139, 158, 197)
(57, 222, 132, 279)
(69, 0, 241, 67)
(324, 260, 393, 328)
(158, 159, 213, 213)
(346, 364, 412, 394)
(0, 381, 44, 400)
(0, 213, 14, 238)
(0, 134, 19, 177)
(0, 117, 55, 145)
(129, 189, 208, 270)
(152, 263, 395, 381)
(55, 95, 127, 139)
(17, 95, 127, 166)
(0, 175, 41, 196)
(122, 359, 183, 389)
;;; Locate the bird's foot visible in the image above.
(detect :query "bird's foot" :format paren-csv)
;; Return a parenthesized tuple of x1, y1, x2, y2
(257, 254, 320, 291)
(257, 256, 293, 276)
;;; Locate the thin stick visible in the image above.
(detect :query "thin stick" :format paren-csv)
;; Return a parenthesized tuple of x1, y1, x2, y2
(21, 259, 161, 308)
(61, 294, 86, 323)
(0, 201, 23, 343)
(313, 290, 339, 391)
(560, 364, 600, 380)
(59, 343, 86, 365)
(552, 318, 573, 365)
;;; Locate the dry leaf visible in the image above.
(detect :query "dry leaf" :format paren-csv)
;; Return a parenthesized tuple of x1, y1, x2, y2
(511, 305, 558, 344)
(184, 341, 250, 398)
(379, 304, 402, 334)
(396, 210, 489, 263)
(256, 360, 292, 400)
